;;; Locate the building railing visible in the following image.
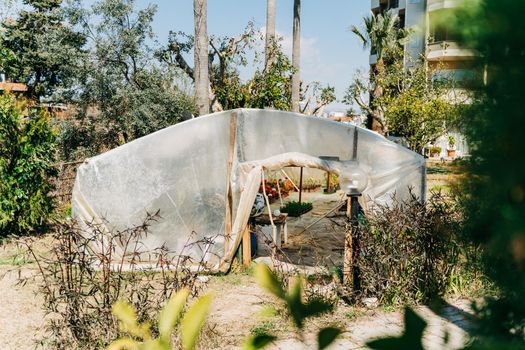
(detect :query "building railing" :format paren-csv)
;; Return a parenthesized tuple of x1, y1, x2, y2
(427, 41, 475, 60)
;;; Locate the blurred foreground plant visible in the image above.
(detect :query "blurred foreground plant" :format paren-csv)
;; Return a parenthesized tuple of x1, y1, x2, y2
(107, 289, 212, 350)
(244, 264, 341, 350)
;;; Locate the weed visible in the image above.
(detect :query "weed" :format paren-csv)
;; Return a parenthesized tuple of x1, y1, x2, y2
(16, 212, 216, 349)
(344, 308, 364, 320)
(251, 321, 277, 337)
(355, 191, 481, 305)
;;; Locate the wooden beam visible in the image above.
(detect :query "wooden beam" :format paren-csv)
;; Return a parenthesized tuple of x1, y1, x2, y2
(242, 223, 251, 266)
(224, 112, 237, 253)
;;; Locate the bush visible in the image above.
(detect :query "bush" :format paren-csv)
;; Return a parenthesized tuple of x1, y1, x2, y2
(17, 212, 215, 349)
(356, 191, 474, 305)
(280, 201, 313, 217)
(428, 146, 442, 157)
(0, 95, 56, 236)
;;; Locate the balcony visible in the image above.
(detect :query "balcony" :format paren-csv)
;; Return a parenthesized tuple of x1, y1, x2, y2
(428, 0, 462, 12)
(427, 41, 475, 61)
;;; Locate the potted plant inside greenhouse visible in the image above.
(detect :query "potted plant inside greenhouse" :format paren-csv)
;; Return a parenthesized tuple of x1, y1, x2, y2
(447, 135, 456, 158)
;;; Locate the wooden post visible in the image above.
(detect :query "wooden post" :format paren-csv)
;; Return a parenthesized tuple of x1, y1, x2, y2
(343, 195, 352, 286)
(326, 171, 331, 193)
(344, 195, 361, 294)
(298, 166, 303, 204)
(242, 223, 251, 267)
(224, 112, 237, 253)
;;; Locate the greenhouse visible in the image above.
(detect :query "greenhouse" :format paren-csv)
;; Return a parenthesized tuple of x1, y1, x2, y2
(72, 109, 425, 271)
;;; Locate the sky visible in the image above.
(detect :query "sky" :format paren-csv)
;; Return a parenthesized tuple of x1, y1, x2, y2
(135, 0, 371, 113)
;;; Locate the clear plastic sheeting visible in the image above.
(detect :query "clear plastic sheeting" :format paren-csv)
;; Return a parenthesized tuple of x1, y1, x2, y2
(72, 108, 425, 271)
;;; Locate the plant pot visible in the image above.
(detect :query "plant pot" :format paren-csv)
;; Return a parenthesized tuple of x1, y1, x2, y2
(447, 149, 456, 158)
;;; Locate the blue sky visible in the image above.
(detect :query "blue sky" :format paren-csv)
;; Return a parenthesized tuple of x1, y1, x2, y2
(136, 0, 371, 112)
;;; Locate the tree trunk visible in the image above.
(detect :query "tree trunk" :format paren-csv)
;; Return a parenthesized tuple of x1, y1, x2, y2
(291, 0, 301, 113)
(194, 0, 210, 115)
(265, 0, 276, 69)
(369, 58, 386, 135)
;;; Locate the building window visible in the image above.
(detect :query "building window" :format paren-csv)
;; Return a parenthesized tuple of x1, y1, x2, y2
(389, 0, 399, 9)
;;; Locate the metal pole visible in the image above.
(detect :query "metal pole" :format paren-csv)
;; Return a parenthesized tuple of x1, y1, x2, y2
(298, 166, 303, 204)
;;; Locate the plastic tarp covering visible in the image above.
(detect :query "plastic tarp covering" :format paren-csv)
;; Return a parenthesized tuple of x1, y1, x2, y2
(72, 108, 425, 271)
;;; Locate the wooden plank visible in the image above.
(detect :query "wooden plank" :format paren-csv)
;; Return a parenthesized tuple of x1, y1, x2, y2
(224, 112, 237, 253)
(242, 223, 251, 267)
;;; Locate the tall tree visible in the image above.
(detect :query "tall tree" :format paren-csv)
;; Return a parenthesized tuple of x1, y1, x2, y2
(1, 0, 85, 100)
(291, 0, 301, 113)
(58, 0, 195, 160)
(265, 0, 276, 70)
(193, 0, 209, 115)
(350, 10, 410, 134)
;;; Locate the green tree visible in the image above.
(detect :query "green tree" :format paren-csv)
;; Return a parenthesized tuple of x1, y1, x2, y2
(59, 0, 195, 160)
(345, 57, 459, 154)
(0, 94, 56, 236)
(1, 0, 85, 100)
(350, 10, 411, 133)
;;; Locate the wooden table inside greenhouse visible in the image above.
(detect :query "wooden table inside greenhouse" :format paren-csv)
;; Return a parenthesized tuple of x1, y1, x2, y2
(254, 213, 289, 248)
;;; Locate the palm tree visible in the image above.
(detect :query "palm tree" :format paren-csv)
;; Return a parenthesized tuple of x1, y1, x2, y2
(265, 0, 276, 70)
(351, 10, 410, 133)
(291, 0, 301, 113)
(194, 0, 209, 115)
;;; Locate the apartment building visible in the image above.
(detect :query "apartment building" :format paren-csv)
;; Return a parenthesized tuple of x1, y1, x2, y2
(370, 0, 472, 158)
(371, 0, 475, 81)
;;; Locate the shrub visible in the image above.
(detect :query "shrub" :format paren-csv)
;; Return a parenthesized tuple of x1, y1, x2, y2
(280, 201, 313, 217)
(18, 212, 215, 349)
(428, 146, 442, 157)
(0, 94, 56, 236)
(356, 191, 474, 305)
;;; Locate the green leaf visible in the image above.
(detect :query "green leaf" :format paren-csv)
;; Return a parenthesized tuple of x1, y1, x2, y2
(141, 338, 171, 350)
(243, 334, 277, 350)
(317, 327, 342, 350)
(254, 263, 285, 299)
(180, 294, 213, 350)
(158, 288, 190, 341)
(106, 337, 140, 350)
(112, 300, 141, 337)
(285, 277, 305, 329)
(302, 299, 333, 320)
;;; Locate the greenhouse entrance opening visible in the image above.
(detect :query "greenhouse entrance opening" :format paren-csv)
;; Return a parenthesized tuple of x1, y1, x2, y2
(249, 165, 350, 273)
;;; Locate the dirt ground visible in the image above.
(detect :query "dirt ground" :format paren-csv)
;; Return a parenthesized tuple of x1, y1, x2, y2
(0, 160, 473, 349)
(0, 262, 472, 350)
